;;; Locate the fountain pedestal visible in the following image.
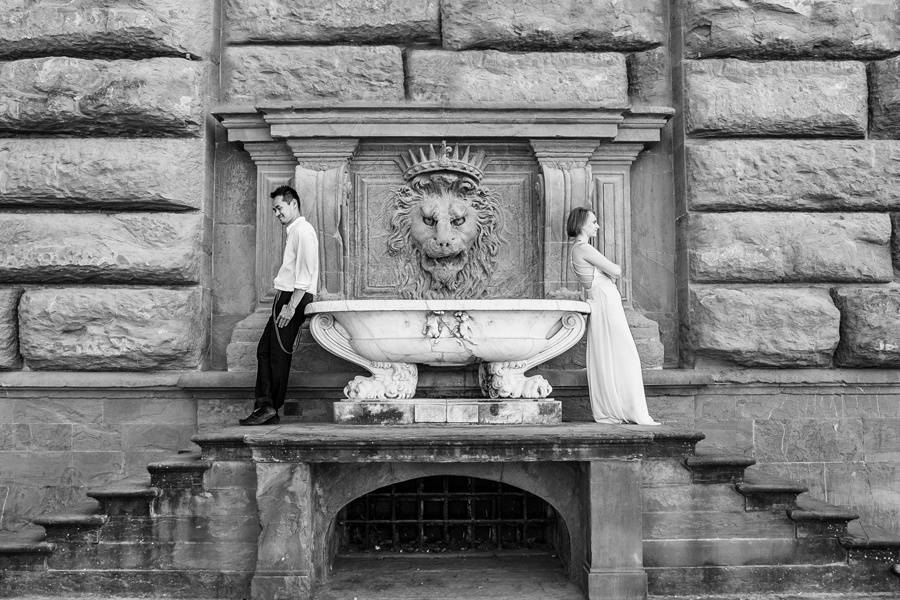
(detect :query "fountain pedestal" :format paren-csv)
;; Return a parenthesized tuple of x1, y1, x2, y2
(333, 397, 562, 425)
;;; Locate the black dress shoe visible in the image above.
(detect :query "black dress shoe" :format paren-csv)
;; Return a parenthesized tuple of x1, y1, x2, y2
(238, 406, 267, 426)
(241, 407, 279, 426)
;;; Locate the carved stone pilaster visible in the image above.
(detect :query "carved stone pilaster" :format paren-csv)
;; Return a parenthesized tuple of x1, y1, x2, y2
(242, 141, 296, 303)
(530, 139, 600, 298)
(589, 143, 643, 305)
(286, 138, 359, 300)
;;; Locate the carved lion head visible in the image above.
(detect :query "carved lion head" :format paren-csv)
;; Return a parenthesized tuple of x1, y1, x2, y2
(387, 172, 503, 299)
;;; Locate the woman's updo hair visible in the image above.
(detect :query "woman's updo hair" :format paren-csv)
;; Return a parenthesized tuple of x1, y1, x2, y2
(566, 206, 592, 238)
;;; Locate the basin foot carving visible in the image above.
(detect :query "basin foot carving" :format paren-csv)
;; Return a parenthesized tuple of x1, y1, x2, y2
(479, 361, 552, 399)
(344, 362, 419, 400)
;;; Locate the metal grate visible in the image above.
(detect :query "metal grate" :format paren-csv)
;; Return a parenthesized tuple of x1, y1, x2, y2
(336, 476, 555, 553)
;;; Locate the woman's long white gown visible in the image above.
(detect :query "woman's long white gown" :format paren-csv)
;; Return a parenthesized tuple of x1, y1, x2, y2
(572, 243, 659, 425)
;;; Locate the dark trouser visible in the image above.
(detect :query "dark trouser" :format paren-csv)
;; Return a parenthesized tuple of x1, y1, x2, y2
(254, 290, 313, 412)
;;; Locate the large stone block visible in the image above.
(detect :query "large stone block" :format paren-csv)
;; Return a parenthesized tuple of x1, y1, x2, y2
(0, 138, 204, 210)
(222, 45, 404, 104)
(686, 140, 900, 211)
(870, 56, 900, 138)
(831, 286, 900, 367)
(407, 50, 628, 105)
(19, 287, 204, 370)
(224, 0, 438, 44)
(892, 214, 900, 270)
(689, 213, 893, 283)
(684, 59, 867, 137)
(0, 213, 202, 284)
(0, 57, 204, 136)
(441, 0, 664, 51)
(0, 0, 213, 60)
(0, 287, 22, 369)
(627, 47, 671, 105)
(684, 0, 900, 59)
(688, 286, 840, 366)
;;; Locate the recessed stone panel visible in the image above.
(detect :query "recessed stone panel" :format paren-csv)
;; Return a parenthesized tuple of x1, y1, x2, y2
(0, 287, 22, 369)
(0, 213, 202, 284)
(684, 59, 867, 137)
(407, 50, 628, 105)
(627, 47, 671, 105)
(0, 57, 204, 136)
(831, 286, 900, 367)
(684, 0, 900, 59)
(688, 285, 840, 367)
(19, 286, 204, 370)
(689, 213, 893, 283)
(687, 140, 900, 211)
(870, 56, 900, 138)
(441, 0, 664, 51)
(0, 0, 213, 59)
(0, 138, 204, 210)
(222, 46, 404, 104)
(224, 0, 438, 44)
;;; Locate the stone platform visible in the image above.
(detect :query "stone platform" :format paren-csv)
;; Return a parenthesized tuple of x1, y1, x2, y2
(333, 398, 562, 424)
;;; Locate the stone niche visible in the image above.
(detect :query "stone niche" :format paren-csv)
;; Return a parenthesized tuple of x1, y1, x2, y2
(215, 104, 672, 374)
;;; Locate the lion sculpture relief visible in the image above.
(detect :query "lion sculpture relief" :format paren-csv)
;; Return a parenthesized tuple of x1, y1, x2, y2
(387, 143, 504, 299)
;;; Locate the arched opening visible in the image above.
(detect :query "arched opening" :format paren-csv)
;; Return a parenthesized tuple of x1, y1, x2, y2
(319, 475, 581, 599)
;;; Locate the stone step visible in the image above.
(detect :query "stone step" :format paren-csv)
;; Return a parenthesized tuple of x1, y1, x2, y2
(46, 538, 257, 571)
(642, 483, 746, 513)
(649, 593, 900, 600)
(0, 527, 53, 571)
(644, 509, 796, 540)
(0, 568, 252, 598)
(86, 476, 159, 517)
(147, 452, 211, 491)
(646, 563, 899, 595)
(644, 536, 848, 568)
(842, 522, 900, 564)
(737, 475, 808, 511)
(32, 500, 107, 543)
(684, 453, 756, 484)
(789, 496, 860, 537)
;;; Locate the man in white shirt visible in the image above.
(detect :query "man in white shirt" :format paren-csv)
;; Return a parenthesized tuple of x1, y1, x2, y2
(240, 185, 319, 426)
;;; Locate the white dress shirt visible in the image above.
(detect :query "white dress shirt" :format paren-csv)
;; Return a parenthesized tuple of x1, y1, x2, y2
(273, 217, 319, 295)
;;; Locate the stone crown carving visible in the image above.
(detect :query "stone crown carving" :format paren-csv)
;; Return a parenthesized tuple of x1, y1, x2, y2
(399, 140, 488, 183)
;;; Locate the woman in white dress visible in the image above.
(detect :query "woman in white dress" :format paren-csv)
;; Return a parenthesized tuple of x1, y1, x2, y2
(567, 207, 659, 425)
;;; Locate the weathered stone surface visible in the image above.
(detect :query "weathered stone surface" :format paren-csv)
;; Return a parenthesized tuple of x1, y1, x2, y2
(831, 286, 900, 367)
(222, 45, 403, 104)
(689, 213, 893, 283)
(224, 0, 438, 44)
(0, 287, 22, 369)
(0, 57, 203, 136)
(684, 0, 900, 59)
(19, 287, 204, 370)
(0, 138, 204, 210)
(687, 140, 900, 211)
(0, 0, 213, 60)
(0, 213, 202, 284)
(441, 0, 664, 51)
(870, 56, 900, 138)
(684, 59, 867, 137)
(407, 50, 628, 105)
(688, 286, 840, 366)
(892, 214, 900, 269)
(628, 47, 671, 105)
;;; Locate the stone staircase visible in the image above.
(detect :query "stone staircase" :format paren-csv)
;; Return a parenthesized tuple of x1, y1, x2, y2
(0, 431, 897, 599)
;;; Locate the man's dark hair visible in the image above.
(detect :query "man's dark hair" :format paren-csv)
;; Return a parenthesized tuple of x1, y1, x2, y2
(270, 185, 300, 204)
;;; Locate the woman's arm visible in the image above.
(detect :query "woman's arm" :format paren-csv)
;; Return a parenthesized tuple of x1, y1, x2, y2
(577, 244, 622, 278)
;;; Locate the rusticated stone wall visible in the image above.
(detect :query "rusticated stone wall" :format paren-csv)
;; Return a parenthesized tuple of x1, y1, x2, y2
(675, 0, 900, 533)
(0, 0, 214, 527)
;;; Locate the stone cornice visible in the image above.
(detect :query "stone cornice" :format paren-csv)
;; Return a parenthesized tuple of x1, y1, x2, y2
(213, 103, 674, 143)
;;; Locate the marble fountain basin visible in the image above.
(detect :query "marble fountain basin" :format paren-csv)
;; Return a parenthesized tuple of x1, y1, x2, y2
(307, 299, 590, 400)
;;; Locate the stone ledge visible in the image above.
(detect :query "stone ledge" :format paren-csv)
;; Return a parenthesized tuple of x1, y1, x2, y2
(4, 368, 900, 390)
